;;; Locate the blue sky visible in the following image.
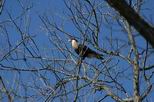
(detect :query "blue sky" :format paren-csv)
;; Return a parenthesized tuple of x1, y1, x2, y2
(0, 0, 154, 102)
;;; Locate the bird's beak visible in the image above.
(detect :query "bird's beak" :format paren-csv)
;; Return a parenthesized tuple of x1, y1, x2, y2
(68, 39, 71, 42)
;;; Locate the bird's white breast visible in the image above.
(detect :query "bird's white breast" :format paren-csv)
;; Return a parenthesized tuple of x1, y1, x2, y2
(72, 40, 78, 49)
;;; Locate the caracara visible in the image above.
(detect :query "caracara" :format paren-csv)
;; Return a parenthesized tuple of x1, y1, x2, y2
(69, 38, 103, 60)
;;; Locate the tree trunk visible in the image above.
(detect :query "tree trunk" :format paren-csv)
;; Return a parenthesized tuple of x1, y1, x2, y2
(106, 0, 154, 48)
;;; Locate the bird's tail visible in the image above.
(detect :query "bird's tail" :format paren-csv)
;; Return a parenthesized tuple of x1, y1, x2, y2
(96, 54, 104, 59)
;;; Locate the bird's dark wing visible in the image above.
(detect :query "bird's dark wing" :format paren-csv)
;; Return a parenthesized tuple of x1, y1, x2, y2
(75, 44, 103, 59)
(74, 44, 88, 58)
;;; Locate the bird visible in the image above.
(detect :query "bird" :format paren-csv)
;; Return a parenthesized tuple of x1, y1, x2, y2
(69, 38, 103, 60)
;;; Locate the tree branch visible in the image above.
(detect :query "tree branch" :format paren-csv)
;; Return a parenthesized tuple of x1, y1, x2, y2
(106, 0, 154, 48)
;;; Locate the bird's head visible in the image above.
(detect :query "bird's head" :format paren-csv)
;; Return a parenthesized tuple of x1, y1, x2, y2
(68, 38, 78, 49)
(68, 37, 78, 42)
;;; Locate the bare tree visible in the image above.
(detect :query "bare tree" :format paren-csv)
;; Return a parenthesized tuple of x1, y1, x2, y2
(0, 0, 154, 102)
